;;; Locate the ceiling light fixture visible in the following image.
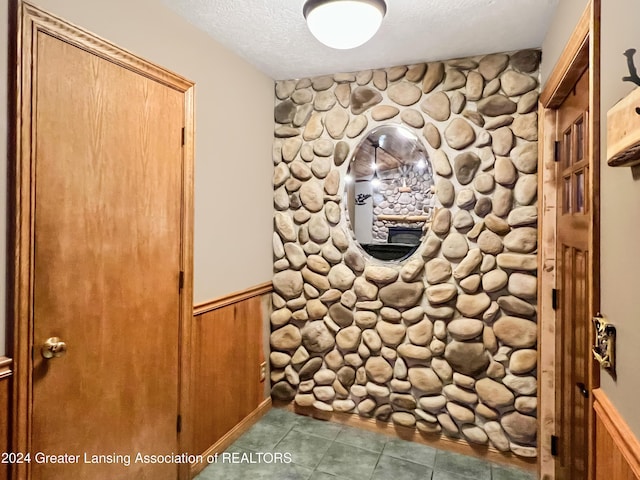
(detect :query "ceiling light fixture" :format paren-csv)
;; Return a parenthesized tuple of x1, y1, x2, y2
(303, 0, 387, 50)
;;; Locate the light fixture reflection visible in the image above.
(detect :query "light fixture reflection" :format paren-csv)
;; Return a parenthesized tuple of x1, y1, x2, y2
(303, 0, 387, 50)
(397, 127, 416, 140)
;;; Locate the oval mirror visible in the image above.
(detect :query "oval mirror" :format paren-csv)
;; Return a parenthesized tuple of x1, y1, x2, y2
(344, 125, 435, 261)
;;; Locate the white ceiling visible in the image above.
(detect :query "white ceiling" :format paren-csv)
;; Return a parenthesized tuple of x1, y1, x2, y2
(162, 0, 559, 81)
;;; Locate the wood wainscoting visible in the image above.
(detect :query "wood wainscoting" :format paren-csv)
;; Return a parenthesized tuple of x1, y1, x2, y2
(593, 389, 640, 480)
(190, 282, 273, 477)
(0, 358, 13, 480)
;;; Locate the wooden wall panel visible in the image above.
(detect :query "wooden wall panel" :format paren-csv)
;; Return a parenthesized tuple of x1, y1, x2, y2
(0, 380, 9, 480)
(0, 358, 13, 480)
(191, 287, 270, 461)
(594, 389, 640, 480)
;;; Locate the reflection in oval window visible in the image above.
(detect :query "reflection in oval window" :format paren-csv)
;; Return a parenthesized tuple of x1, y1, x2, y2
(345, 125, 436, 261)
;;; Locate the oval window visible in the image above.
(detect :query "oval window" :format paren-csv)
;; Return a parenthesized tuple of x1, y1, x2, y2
(344, 125, 435, 261)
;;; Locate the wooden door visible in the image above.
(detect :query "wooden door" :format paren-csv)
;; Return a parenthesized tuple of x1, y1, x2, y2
(12, 4, 194, 479)
(555, 70, 591, 480)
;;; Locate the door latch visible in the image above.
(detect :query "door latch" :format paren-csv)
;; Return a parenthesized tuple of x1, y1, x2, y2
(576, 382, 589, 399)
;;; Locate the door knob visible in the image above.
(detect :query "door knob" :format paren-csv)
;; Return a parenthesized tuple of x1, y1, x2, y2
(41, 337, 67, 359)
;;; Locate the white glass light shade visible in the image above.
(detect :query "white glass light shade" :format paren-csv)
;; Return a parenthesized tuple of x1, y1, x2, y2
(303, 0, 387, 50)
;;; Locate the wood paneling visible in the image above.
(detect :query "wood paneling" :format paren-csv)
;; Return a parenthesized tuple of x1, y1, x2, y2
(191, 287, 270, 476)
(193, 398, 271, 476)
(593, 389, 640, 480)
(0, 358, 13, 480)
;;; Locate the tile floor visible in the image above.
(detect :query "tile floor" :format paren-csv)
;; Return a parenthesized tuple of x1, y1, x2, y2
(195, 408, 536, 480)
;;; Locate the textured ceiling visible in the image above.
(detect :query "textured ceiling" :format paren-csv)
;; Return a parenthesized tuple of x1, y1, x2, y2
(162, 0, 559, 81)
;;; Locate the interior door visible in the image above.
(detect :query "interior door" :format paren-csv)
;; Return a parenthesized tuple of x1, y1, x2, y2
(555, 69, 591, 480)
(28, 28, 185, 479)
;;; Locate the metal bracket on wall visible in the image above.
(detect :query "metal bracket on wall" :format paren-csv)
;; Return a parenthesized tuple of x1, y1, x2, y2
(592, 313, 616, 374)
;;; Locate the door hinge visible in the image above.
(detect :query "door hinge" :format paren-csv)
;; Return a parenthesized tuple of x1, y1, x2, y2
(554, 140, 561, 162)
(552, 288, 559, 310)
(177, 414, 182, 433)
(551, 435, 559, 456)
(179, 271, 184, 290)
(181, 127, 185, 146)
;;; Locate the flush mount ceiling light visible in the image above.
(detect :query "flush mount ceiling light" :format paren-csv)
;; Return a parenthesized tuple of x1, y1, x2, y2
(303, 0, 387, 50)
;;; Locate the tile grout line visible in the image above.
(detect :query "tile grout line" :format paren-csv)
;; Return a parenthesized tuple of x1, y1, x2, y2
(199, 411, 535, 480)
(308, 423, 343, 479)
(365, 440, 385, 480)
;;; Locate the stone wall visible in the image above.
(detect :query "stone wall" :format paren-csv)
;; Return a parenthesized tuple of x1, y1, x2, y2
(372, 168, 435, 242)
(270, 50, 540, 458)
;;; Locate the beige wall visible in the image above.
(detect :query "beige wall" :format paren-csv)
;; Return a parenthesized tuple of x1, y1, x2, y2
(543, 0, 640, 438)
(599, 0, 640, 438)
(0, 0, 275, 354)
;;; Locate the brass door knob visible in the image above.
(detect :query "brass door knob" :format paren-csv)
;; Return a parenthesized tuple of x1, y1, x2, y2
(41, 337, 67, 359)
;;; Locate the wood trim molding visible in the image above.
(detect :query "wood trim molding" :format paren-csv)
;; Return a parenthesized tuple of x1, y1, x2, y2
(281, 403, 536, 473)
(593, 389, 640, 478)
(193, 282, 274, 316)
(0, 358, 14, 380)
(540, 1, 591, 108)
(190, 398, 272, 477)
(538, 3, 601, 479)
(178, 83, 196, 480)
(0, 368, 11, 480)
(537, 104, 558, 480)
(19, 2, 193, 90)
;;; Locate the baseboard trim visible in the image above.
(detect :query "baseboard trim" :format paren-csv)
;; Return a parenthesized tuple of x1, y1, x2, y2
(593, 388, 640, 478)
(193, 282, 273, 316)
(278, 401, 536, 473)
(190, 397, 272, 476)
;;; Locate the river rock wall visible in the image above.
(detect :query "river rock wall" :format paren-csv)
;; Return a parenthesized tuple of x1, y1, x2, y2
(270, 50, 540, 458)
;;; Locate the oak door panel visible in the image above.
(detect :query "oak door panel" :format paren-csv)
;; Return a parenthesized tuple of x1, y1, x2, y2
(31, 31, 184, 480)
